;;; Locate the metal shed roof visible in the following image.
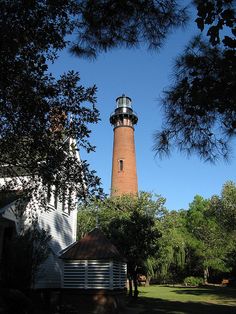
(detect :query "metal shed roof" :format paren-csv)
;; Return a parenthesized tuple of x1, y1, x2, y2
(60, 228, 125, 261)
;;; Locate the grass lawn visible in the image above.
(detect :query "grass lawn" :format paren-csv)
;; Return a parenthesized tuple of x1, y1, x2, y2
(124, 285, 236, 314)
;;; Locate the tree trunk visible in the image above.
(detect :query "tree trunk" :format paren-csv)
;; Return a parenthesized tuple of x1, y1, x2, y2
(145, 275, 151, 287)
(128, 278, 133, 297)
(133, 277, 139, 299)
(204, 267, 209, 284)
(133, 267, 139, 299)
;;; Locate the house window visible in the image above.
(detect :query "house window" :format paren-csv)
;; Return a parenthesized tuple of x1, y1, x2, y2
(119, 159, 124, 171)
(54, 187, 58, 210)
(62, 192, 69, 214)
(67, 189, 72, 215)
(62, 193, 65, 212)
(47, 185, 51, 204)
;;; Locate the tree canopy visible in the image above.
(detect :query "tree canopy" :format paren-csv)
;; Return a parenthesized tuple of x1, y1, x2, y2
(72, 0, 187, 57)
(154, 0, 236, 162)
(77, 182, 236, 288)
(154, 210, 186, 283)
(0, 0, 187, 206)
(0, 0, 102, 205)
(186, 195, 231, 282)
(77, 192, 165, 296)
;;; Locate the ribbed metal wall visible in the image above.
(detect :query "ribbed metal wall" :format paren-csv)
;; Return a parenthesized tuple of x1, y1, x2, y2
(63, 260, 127, 289)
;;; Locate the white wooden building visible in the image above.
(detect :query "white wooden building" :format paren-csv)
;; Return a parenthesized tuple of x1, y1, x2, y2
(0, 138, 80, 288)
(60, 228, 127, 290)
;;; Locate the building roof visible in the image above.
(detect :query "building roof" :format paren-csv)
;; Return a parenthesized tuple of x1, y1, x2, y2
(0, 200, 18, 223)
(60, 228, 125, 261)
(0, 190, 23, 208)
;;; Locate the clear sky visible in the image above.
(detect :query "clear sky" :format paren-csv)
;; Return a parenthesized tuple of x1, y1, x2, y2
(50, 11, 236, 211)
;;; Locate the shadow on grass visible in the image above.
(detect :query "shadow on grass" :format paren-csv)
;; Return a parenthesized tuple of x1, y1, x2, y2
(172, 286, 236, 303)
(126, 297, 236, 314)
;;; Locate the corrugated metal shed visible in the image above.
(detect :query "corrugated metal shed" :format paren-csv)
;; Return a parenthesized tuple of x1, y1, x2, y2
(60, 228, 124, 261)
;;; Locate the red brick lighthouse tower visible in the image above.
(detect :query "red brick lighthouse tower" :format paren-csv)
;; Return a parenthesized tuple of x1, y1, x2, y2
(110, 95, 138, 196)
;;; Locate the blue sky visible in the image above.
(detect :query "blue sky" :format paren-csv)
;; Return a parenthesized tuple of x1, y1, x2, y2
(50, 10, 236, 211)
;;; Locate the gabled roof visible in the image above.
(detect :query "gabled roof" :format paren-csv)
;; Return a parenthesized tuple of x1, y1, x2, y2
(0, 190, 23, 208)
(0, 200, 18, 223)
(60, 228, 125, 261)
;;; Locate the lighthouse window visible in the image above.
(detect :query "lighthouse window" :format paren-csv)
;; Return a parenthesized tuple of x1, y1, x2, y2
(119, 159, 124, 171)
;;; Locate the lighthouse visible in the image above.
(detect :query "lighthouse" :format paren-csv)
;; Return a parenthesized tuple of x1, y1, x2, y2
(110, 95, 138, 196)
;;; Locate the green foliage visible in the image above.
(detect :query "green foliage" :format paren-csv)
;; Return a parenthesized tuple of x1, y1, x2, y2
(77, 192, 166, 238)
(211, 181, 236, 231)
(0, 0, 188, 204)
(150, 186, 236, 284)
(144, 257, 157, 279)
(154, 210, 186, 282)
(185, 195, 232, 280)
(107, 205, 161, 268)
(183, 276, 204, 286)
(78, 183, 236, 284)
(210, 181, 236, 276)
(194, 0, 235, 47)
(77, 206, 97, 240)
(154, 0, 236, 162)
(0, 0, 103, 204)
(77, 192, 164, 295)
(72, 0, 187, 57)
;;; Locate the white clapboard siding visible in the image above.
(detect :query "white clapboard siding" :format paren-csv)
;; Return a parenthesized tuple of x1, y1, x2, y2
(34, 252, 63, 288)
(1, 137, 81, 290)
(63, 260, 127, 290)
(38, 206, 77, 254)
(35, 206, 77, 288)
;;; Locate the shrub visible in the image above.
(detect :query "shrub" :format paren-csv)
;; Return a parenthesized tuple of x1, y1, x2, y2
(2, 225, 51, 289)
(183, 276, 204, 286)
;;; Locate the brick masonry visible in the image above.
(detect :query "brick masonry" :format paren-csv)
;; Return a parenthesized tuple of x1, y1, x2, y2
(111, 125, 138, 196)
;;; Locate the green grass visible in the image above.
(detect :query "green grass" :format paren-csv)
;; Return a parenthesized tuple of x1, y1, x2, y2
(124, 285, 236, 314)
(139, 285, 236, 305)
